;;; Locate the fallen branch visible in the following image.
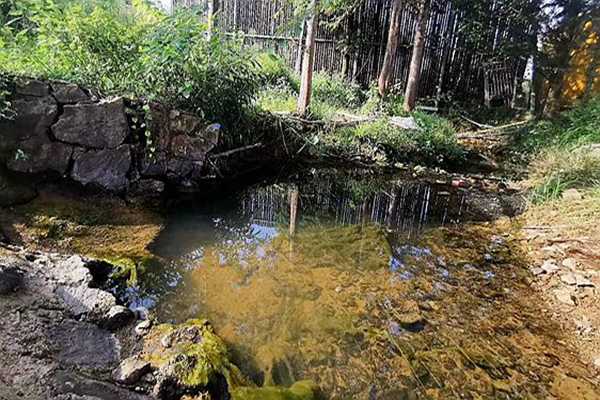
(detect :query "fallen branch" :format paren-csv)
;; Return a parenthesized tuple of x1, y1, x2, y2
(209, 143, 264, 159)
(460, 115, 494, 129)
(457, 120, 529, 138)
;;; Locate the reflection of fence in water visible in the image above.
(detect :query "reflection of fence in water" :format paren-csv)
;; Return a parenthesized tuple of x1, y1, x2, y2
(239, 180, 467, 236)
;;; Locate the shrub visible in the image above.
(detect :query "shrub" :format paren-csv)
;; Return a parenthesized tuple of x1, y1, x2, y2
(137, 12, 261, 122)
(256, 51, 298, 91)
(312, 73, 364, 109)
(0, 0, 261, 125)
(359, 83, 407, 117)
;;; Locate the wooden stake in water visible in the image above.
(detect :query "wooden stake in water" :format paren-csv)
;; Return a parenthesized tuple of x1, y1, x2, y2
(289, 186, 299, 237)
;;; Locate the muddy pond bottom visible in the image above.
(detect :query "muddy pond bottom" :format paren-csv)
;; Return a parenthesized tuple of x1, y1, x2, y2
(136, 171, 597, 399)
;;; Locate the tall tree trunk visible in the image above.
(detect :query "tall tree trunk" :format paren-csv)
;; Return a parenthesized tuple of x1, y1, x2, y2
(297, 0, 319, 116)
(378, 0, 402, 97)
(403, 0, 428, 112)
(295, 20, 306, 74)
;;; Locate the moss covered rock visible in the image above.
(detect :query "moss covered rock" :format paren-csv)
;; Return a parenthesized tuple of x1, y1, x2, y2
(141, 319, 247, 398)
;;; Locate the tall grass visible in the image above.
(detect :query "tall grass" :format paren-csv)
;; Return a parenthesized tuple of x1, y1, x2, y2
(528, 146, 600, 203)
(319, 112, 464, 164)
(519, 97, 600, 152)
(523, 97, 600, 203)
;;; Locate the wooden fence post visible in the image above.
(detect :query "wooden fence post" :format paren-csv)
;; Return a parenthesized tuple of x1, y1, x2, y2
(297, 0, 319, 116)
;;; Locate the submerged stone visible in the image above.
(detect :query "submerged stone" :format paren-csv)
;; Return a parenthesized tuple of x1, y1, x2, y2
(231, 380, 318, 400)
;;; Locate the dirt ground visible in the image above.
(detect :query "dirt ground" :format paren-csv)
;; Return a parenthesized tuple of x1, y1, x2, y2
(521, 189, 600, 377)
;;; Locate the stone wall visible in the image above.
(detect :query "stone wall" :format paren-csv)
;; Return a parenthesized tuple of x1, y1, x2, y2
(0, 78, 220, 200)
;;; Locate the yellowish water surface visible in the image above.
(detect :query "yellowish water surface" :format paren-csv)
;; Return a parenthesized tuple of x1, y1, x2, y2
(144, 174, 599, 399)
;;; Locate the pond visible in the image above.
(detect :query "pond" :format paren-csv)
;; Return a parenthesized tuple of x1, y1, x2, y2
(124, 169, 594, 399)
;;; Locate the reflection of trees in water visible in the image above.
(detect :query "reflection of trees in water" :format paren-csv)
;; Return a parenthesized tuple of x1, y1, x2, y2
(240, 176, 467, 237)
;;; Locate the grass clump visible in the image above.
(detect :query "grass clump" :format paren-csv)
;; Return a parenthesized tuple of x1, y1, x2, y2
(255, 54, 363, 120)
(520, 97, 600, 203)
(231, 380, 318, 400)
(527, 146, 600, 203)
(320, 112, 464, 165)
(518, 97, 600, 152)
(256, 52, 299, 91)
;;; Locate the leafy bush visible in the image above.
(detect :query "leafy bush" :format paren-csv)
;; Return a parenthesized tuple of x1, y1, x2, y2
(0, 0, 261, 125)
(256, 51, 298, 91)
(137, 13, 260, 122)
(312, 73, 364, 109)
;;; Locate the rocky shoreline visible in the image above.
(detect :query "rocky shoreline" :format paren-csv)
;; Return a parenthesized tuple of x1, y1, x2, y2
(0, 244, 318, 400)
(0, 244, 149, 400)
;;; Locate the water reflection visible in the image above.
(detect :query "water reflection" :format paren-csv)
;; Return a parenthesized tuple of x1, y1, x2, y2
(135, 170, 595, 398)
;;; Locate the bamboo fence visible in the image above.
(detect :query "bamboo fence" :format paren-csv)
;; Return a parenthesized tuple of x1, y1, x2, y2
(175, 0, 534, 104)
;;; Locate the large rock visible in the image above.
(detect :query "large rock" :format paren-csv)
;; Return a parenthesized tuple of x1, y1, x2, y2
(103, 305, 135, 331)
(0, 265, 23, 294)
(0, 96, 58, 156)
(50, 320, 121, 371)
(140, 319, 247, 397)
(52, 255, 95, 286)
(71, 145, 131, 192)
(128, 179, 166, 200)
(51, 82, 89, 104)
(52, 98, 129, 149)
(139, 104, 219, 182)
(15, 79, 50, 97)
(56, 285, 117, 320)
(7, 135, 72, 175)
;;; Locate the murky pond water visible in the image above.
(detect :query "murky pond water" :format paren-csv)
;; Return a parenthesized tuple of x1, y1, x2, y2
(129, 170, 596, 399)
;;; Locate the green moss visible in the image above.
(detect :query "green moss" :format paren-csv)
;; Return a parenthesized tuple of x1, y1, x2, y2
(106, 255, 162, 286)
(143, 319, 248, 390)
(105, 256, 139, 285)
(231, 380, 318, 400)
